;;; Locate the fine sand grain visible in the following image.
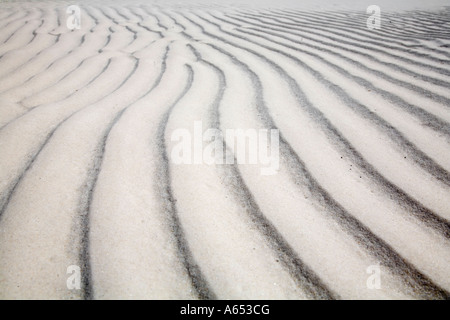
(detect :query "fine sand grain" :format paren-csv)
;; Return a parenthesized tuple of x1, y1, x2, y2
(0, 0, 449, 299)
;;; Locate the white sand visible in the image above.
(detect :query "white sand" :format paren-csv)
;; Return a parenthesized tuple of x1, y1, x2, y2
(0, 0, 449, 299)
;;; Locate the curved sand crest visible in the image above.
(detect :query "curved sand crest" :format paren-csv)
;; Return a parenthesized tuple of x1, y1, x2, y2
(0, 1, 449, 299)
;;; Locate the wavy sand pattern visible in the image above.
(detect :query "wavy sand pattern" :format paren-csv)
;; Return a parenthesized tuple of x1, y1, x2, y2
(0, 1, 449, 299)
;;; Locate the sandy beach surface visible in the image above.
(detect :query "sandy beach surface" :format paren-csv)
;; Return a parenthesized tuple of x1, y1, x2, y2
(0, 0, 449, 299)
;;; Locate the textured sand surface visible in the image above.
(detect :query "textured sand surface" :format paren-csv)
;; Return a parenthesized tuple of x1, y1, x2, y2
(0, 0, 449, 299)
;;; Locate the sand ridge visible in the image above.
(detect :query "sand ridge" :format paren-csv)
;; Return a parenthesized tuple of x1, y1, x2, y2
(0, 1, 449, 299)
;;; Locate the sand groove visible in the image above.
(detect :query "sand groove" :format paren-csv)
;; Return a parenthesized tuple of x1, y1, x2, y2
(0, 2, 449, 299)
